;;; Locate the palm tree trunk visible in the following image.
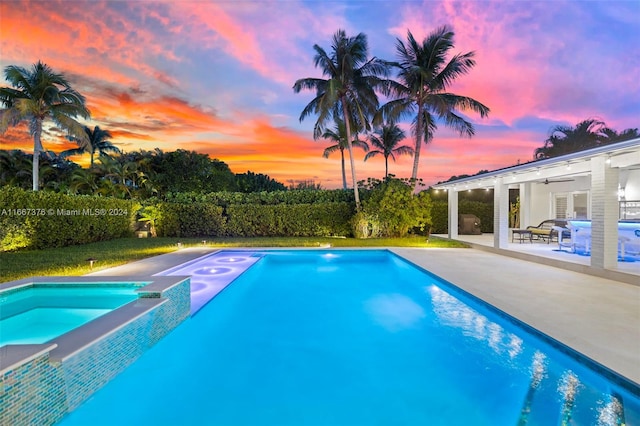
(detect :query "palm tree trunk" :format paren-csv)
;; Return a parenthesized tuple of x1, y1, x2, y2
(341, 98, 360, 208)
(32, 120, 44, 191)
(340, 148, 347, 189)
(385, 155, 389, 178)
(411, 100, 424, 184)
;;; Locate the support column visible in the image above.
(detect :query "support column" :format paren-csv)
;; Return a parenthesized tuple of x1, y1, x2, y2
(494, 178, 509, 248)
(590, 156, 619, 269)
(519, 182, 531, 229)
(448, 188, 459, 240)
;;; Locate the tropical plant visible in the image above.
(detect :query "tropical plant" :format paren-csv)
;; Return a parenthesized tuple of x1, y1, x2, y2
(0, 61, 90, 190)
(599, 126, 639, 146)
(0, 149, 32, 189)
(69, 167, 100, 195)
(534, 119, 605, 159)
(364, 123, 413, 178)
(137, 205, 161, 237)
(354, 177, 432, 238)
(380, 27, 489, 185)
(62, 125, 120, 167)
(151, 149, 238, 193)
(235, 171, 286, 192)
(293, 29, 392, 208)
(321, 117, 369, 189)
(37, 150, 78, 192)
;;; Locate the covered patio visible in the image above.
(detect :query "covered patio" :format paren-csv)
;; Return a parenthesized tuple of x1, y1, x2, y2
(432, 138, 640, 283)
(432, 233, 639, 284)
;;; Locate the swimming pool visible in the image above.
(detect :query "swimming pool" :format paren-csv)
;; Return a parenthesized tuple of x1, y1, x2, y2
(0, 284, 140, 346)
(61, 250, 640, 425)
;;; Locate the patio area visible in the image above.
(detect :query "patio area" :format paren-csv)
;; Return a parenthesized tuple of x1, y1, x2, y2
(433, 233, 640, 284)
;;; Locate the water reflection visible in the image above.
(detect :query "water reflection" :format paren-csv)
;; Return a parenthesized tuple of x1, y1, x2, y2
(364, 293, 426, 332)
(427, 285, 523, 359)
(428, 285, 632, 425)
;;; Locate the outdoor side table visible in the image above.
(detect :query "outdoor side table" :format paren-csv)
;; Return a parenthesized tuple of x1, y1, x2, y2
(512, 229, 532, 243)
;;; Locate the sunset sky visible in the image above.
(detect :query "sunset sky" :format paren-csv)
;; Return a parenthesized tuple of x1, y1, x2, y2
(1, 0, 638, 188)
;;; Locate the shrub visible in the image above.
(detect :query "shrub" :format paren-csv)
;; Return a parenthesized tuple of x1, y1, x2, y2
(0, 186, 136, 251)
(428, 199, 494, 234)
(356, 178, 432, 238)
(164, 189, 355, 206)
(153, 202, 226, 237)
(225, 202, 353, 237)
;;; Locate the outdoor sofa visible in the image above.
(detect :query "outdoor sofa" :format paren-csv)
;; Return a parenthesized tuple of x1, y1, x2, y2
(526, 219, 570, 243)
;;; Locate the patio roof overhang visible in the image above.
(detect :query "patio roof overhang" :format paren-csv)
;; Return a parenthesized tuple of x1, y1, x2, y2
(432, 137, 640, 190)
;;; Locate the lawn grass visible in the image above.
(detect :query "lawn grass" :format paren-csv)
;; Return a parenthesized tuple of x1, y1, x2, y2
(0, 235, 468, 283)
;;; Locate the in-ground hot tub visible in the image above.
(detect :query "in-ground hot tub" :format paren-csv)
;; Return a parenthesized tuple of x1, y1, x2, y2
(0, 283, 142, 346)
(0, 275, 191, 426)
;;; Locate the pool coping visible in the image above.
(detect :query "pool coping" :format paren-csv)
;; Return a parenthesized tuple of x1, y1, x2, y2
(0, 343, 58, 375)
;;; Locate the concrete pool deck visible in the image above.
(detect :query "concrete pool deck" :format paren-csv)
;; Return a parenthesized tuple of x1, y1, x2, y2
(88, 246, 640, 387)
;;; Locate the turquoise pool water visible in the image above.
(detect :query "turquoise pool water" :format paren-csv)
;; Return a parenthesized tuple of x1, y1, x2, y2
(61, 250, 639, 425)
(0, 285, 139, 346)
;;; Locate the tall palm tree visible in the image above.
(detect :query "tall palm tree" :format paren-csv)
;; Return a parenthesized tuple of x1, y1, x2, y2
(321, 118, 369, 189)
(0, 61, 90, 190)
(62, 125, 120, 167)
(293, 29, 391, 207)
(380, 27, 489, 184)
(364, 123, 414, 178)
(534, 119, 605, 159)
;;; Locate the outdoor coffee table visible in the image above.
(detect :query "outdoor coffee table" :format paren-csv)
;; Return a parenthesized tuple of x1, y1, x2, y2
(512, 229, 532, 243)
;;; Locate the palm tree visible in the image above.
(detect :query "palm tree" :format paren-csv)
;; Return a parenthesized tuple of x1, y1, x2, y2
(380, 27, 489, 185)
(321, 118, 369, 189)
(364, 123, 414, 178)
(293, 29, 391, 207)
(534, 119, 605, 159)
(62, 125, 120, 167)
(599, 126, 639, 146)
(0, 61, 90, 190)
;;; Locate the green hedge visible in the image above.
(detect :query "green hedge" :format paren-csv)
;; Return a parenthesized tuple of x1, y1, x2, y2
(430, 201, 449, 234)
(430, 199, 494, 234)
(0, 187, 136, 251)
(165, 189, 355, 205)
(154, 203, 226, 238)
(225, 202, 354, 237)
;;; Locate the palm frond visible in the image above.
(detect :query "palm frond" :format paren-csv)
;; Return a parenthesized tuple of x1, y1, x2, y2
(322, 144, 341, 158)
(364, 150, 382, 161)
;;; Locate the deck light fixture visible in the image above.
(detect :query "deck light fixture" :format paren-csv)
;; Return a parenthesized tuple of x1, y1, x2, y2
(86, 258, 96, 270)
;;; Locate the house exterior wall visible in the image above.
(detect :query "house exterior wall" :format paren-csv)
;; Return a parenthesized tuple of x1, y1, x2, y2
(622, 169, 640, 201)
(528, 176, 591, 226)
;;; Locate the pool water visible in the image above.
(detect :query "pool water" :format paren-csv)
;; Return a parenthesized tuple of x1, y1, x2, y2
(0, 285, 139, 346)
(61, 250, 640, 425)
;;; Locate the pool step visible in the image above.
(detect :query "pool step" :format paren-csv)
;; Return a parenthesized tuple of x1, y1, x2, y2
(517, 363, 628, 425)
(157, 251, 263, 315)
